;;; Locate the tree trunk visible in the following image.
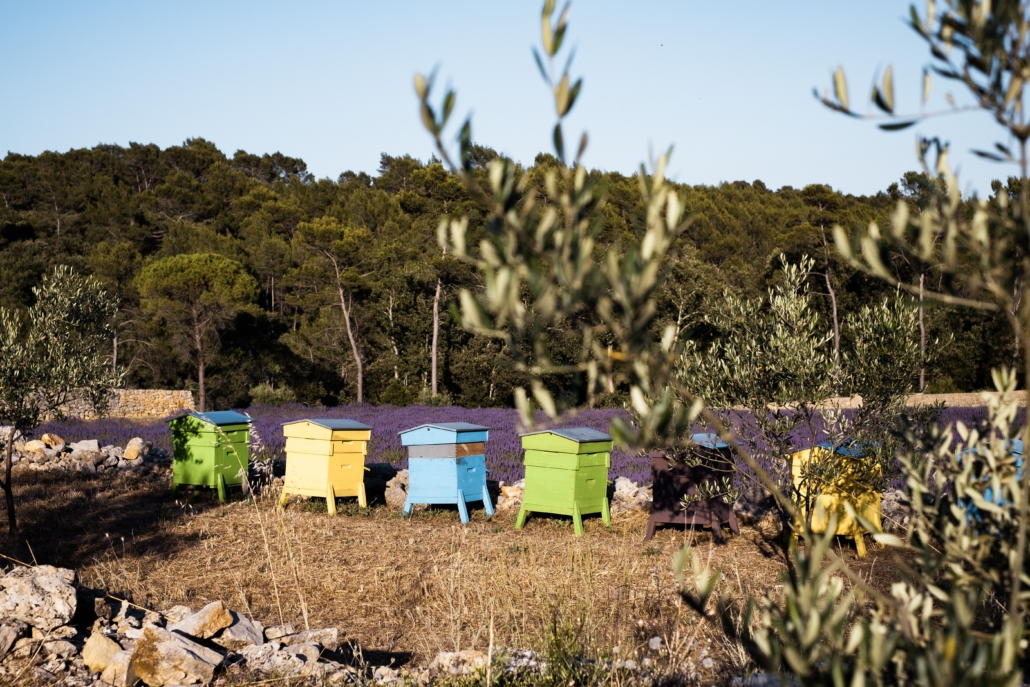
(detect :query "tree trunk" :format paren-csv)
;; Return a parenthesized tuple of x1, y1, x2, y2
(1013, 278, 1022, 370)
(336, 286, 363, 403)
(431, 278, 441, 397)
(193, 310, 206, 412)
(919, 272, 926, 392)
(3, 432, 16, 535)
(112, 330, 118, 374)
(824, 270, 841, 389)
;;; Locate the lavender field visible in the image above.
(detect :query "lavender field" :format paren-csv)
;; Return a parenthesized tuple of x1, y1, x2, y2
(36, 402, 1022, 486)
(39, 403, 646, 484)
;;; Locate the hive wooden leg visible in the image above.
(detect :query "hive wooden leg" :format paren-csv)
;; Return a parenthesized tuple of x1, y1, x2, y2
(216, 474, 227, 503)
(169, 482, 178, 498)
(515, 505, 528, 530)
(601, 497, 611, 526)
(573, 502, 584, 536)
(644, 517, 656, 542)
(482, 484, 494, 517)
(326, 484, 337, 516)
(358, 482, 367, 509)
(456, 490, 470, 524)
(854, 534, 867, 558)
(278, 488, 289, 510)
(728, 508, 741, 535)
(403, 498, 413, 518)
(711, 512, 725, 544)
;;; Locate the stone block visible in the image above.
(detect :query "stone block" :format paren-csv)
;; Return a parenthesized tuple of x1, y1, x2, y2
(168, 600, 232, 640)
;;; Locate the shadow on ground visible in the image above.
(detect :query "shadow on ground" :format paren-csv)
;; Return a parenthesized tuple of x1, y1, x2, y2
(0, 469, 227, 588)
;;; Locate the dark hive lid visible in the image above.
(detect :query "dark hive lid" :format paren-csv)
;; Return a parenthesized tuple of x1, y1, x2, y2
(519, 427, 612, 442)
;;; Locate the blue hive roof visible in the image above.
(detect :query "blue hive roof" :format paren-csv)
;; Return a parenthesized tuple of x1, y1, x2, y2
(180, 410, 252, 426)
(399, 422, 490, 435)
(691, 432, 729, 449)
(817, 440, 867, 457)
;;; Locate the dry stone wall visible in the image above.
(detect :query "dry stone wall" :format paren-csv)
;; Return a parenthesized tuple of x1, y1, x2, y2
(55, 390, 194, 420)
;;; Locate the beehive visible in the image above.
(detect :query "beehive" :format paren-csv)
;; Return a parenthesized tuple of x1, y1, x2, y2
(962, 439, 1023, 514)
(399, 423, 493, 523)
(516, 428, 613, 536)
(645, 433, 740, 542)
(168, 411, 251, 502)
(791, 442, 882, 557)
(279, 419, 372, 515)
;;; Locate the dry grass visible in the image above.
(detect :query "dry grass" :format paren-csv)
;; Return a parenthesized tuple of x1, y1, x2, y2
(0, 468, 908, 683)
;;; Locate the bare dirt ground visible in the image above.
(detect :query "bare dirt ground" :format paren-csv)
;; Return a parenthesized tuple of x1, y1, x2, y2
(0, 469, 906, 683)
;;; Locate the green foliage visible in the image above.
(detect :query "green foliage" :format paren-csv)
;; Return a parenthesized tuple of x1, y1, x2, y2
(411, 2, 1030, 685)
(248, 382, 296, 407)
(136, 253, 258, 410)
(0, 265, 120, 532)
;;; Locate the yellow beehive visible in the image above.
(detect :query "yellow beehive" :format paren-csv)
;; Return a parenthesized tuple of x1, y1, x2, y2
(791, 444, 882, 557)
(280, 419, 373, 515)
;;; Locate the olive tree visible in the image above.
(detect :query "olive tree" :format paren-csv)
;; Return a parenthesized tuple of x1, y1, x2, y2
(0, 266, 120, 534)
(417, 1, 1030, 684)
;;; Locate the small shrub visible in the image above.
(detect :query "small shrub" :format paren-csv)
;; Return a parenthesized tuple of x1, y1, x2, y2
(249, 383, 297, 407)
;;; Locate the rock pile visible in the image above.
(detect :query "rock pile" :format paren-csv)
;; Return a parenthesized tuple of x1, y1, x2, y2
(880, 489, 911, 533)
(494, 480, 525, 512)
(610, 477, 652, 514)
(0, 430, 171, 475)
(383, 467, 408, 510)
(0, 563, 356, 686)
(0, 562, 659, 686)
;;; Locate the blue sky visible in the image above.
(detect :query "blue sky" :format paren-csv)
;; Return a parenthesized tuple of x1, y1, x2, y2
(0, 1, 1013, 196)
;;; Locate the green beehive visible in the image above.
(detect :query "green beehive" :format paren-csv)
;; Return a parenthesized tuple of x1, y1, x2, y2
(515, 427, 613, 536)
(168, 411, 252, 502)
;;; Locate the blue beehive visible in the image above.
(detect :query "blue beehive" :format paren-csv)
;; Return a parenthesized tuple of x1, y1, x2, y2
(962, 439, 1023, 516)
(399, 422, 494, 523)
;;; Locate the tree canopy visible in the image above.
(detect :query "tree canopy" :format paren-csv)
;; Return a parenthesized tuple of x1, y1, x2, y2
(0, 140, 1015, 409)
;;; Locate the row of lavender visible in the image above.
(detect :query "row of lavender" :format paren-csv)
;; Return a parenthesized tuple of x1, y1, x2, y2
(37, 403, 1018, 486)
(38, 404, 645, 484)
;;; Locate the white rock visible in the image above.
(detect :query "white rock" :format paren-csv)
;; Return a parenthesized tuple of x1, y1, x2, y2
(0, 621, 27, 660)
(429, 649, 488, 677)
(23, 440, 46, 453)
(213, 611, 263, 650)
(130, 625, 222, 686)
(0, 565, 77, 631)
(264, 624, 294, 640)
(43, 639, 77, 658)
(71, 440, 100, 453)
(278, 627, 338, 651)
(168, 600, 233, 640)
(160, 606, 194, 623)
(124, 438, 147, 461)
(100, 649, 138, 687)
(83, 631, 122, 673)
(283, 642, 320, 662)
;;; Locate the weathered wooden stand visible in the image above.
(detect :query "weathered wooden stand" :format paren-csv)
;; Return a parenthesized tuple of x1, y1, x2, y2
(645, 434, 740, 542)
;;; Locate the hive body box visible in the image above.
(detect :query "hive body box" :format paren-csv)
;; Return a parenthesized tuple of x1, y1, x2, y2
(791, 443, 882, 557)
(646, 433, 740, 542)
(399, 423, 493, 524)
(168, 411, 251, 502)
(280, 419, 372, 515)
(516, 428, 612, 536)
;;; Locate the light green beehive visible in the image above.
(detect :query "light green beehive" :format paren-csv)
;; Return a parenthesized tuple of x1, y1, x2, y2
(168, 411, 251, 502)
(515, 428, 613, 536)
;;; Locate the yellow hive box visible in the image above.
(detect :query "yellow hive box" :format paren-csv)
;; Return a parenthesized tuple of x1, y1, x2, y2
(791, 444, 882, 557)
(280, 419, 373, 514)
